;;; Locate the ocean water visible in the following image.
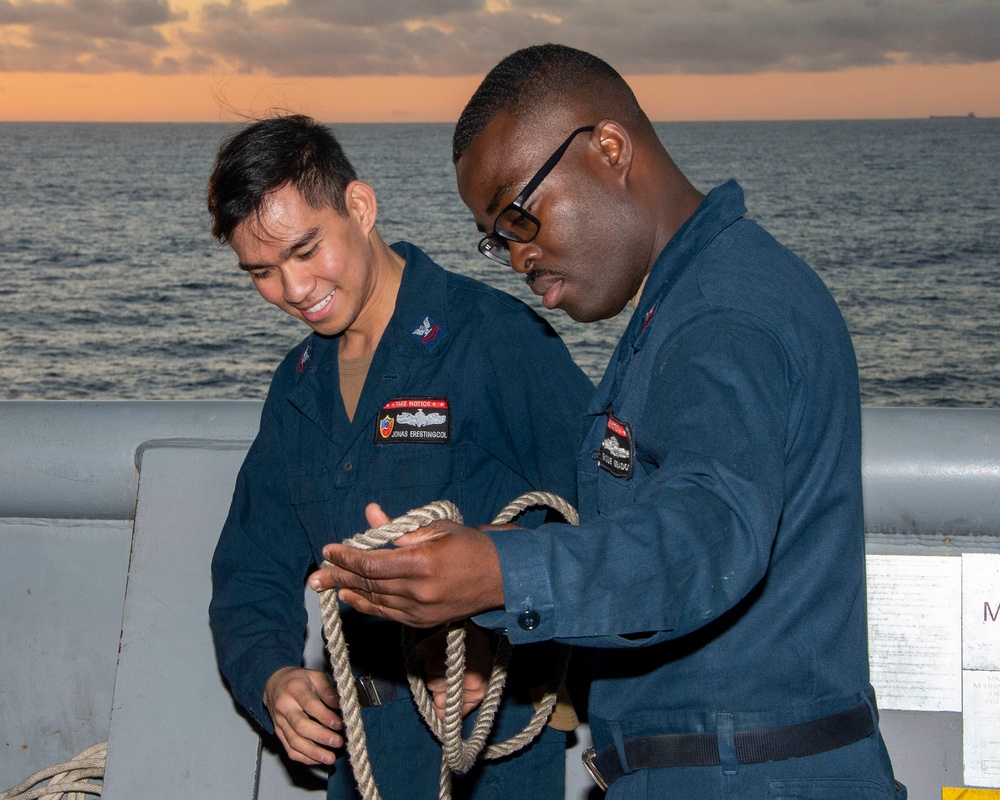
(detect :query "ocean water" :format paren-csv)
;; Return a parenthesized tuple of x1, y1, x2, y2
(1, 118, 998, 406)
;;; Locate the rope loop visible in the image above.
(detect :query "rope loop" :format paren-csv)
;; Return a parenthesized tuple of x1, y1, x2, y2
(318, 491, 577, 800)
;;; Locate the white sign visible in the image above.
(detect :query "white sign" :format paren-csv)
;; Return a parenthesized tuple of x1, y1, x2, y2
(866, 554, 962, 712)
(964, 553, 1000, 671)
(963, 670, 1000, 788)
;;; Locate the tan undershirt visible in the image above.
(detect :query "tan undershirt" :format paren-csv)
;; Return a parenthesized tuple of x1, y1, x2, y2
(338, 350, 375, 422)
(531, 680, 580, 732)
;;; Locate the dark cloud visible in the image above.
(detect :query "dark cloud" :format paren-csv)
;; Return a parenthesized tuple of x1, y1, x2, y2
(0, 0, 187, 72)
(185, 0, 1000, 77)
(263, 0, 478, 27)
(2, 0, 998, 76)
(541, 0, 1000, 73)
(0, 0, 185, 32)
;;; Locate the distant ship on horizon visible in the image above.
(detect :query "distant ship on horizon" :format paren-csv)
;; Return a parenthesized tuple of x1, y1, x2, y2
(929, 112, 977, 119)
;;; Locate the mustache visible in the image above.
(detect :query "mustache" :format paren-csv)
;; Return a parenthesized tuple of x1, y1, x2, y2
(525, 269, 555, 285)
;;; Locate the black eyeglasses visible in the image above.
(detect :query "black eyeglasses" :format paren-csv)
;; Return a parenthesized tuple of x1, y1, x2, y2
(478, 125, 595, 265)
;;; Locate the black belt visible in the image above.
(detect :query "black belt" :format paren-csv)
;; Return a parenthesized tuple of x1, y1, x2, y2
(354, 675, 401, 708)
(583, 692, 877, 790)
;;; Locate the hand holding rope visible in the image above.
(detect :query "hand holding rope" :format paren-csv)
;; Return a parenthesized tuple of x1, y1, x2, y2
(316, 491, 577, 800)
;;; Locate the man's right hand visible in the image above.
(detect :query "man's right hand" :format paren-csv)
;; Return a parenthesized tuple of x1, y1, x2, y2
(264, 666, 344, 766)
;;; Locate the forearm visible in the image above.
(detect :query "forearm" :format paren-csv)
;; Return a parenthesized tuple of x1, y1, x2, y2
(483, 455, 780, 647)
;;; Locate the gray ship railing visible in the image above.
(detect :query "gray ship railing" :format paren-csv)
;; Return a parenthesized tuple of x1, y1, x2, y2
(2, 402, 999, 799)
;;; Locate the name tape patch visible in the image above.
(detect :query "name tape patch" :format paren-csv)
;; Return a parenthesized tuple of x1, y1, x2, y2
(375, 398, 451, 444)
(598, 412, 634, 479)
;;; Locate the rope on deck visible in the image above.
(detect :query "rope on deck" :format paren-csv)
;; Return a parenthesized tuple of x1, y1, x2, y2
(0, 743, 105, 800)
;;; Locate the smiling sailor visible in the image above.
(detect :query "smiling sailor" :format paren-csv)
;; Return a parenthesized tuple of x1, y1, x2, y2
(206, 114, 592, 800)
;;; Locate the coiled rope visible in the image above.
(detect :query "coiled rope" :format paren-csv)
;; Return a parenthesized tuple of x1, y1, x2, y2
(317, 490, 577, 800)
(0, 743, 105, 800)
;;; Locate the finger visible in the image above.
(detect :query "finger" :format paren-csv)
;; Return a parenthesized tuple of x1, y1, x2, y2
(285, 692, 345, 745)
(317, 520, 466, 584)
(317, 681, 341, 712)
(275, 716, 341, 765)
(308, 671, 342, 712)
(432, 691, 447, 719)
(300, 694, 344, 732)
(279, 670, 341, 721)
(314, 545, 406, 587)
(364, 502, 391, 529)
(274, 689, 344, 748)
(312, 552, 429, 600)
(274, 727, 328, 766)
(462, 683, 486, 703)
(337, 589, 435, 628)
(309, 558, 383, 593)
(430, 692, 481, 719)
(392, 526, 450, 547)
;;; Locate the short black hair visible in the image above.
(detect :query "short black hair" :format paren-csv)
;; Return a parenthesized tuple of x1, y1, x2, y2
(453, 44, 644, 164)
(207, 114, 358, 243)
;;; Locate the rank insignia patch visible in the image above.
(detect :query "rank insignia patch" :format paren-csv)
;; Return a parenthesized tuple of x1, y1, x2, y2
(598, 412, 634, 479)
(410, 314, 447, 352)
(375, 398, 451, 444)
(296, 344, 311, 373)
(641, 305, 656, 332)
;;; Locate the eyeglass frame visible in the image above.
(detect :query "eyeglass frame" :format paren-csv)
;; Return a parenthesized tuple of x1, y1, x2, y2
(477, 125, 596, 265)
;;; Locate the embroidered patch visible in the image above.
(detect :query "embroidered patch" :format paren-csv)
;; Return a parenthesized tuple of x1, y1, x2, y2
(296, 344, 311, 373)
(598, 412, 634, 479)
(641, 305, 656, 332)
(374, 398, 451, 444)
(410, 314, 448, 352)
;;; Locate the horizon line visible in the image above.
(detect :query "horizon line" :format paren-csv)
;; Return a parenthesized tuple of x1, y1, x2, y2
(1, 114, 993, 125)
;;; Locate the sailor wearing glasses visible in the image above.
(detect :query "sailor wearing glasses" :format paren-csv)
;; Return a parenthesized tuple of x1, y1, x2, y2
(207, 114, 592, 800)
(320, 45, 904, 800)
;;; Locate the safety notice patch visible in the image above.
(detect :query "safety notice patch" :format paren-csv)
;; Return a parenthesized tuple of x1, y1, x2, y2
(375, 398, 451, 444)
(598, 412, 634, 479)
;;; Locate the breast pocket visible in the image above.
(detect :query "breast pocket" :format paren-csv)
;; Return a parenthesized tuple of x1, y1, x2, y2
(369, 442, 469, 521)
(286, 463, 348, 546)
(596, 465, 636, 515)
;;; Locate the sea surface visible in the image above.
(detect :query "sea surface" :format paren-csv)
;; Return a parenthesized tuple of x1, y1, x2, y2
(1, 118, 998, 406)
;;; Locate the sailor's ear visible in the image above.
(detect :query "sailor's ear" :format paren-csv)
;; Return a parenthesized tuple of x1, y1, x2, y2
(591, 120, 633, 181)
(345, 180, 377, 233)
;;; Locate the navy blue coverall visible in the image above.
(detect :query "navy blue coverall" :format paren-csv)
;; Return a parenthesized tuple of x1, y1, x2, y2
(477, 182, 903, 798)
(210, 242, 594, 799)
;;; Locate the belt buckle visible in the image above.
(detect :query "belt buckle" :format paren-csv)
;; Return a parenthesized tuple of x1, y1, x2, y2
(355, 675, 382, 708)
(581, 746, 609, 791)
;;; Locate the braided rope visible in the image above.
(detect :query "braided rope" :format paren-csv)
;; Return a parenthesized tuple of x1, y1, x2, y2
(0, 743, 106, 800)
(318, 500, 466, 799)
(317, 491, 577, 800)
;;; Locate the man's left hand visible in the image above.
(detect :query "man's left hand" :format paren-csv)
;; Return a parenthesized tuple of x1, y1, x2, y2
(417, 623, 494, 719)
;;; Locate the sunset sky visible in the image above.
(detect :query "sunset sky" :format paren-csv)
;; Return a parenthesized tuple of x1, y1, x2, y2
(1, 0, 998, 123)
